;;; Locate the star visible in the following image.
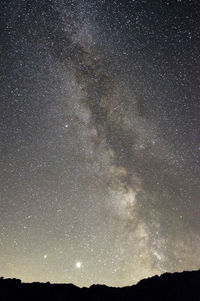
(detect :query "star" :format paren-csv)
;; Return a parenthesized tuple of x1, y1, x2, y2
(76, 262, 82, 269)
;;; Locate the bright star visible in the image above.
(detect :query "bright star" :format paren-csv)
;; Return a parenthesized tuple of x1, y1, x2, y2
(76, 261, 82, 268)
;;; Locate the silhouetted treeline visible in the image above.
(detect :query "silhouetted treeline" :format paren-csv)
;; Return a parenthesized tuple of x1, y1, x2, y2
(0, 270, 200, 300)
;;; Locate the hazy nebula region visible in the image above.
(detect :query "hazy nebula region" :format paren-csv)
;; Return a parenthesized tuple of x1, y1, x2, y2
(0, 0, 200, 287)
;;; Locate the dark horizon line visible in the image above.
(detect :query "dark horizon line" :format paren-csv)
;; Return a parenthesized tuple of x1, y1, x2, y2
(1, 268, 200, 289)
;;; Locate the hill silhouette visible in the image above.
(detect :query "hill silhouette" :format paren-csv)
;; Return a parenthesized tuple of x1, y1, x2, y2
(0, 270, 200, 300)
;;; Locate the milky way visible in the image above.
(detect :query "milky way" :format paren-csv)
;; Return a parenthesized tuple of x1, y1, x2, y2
(1, 0, 200, 287)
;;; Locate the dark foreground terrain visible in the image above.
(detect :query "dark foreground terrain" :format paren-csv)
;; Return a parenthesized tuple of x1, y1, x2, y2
(1, 270, 200, 301)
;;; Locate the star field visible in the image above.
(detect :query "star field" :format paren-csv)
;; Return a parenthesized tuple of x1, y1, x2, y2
(0, 0, 200, 287)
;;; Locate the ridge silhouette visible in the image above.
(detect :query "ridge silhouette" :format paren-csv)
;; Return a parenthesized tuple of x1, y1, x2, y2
(0, 270, 200, 300)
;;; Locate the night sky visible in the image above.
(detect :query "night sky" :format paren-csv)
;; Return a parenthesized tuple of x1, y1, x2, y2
(1, 0, 200, 287)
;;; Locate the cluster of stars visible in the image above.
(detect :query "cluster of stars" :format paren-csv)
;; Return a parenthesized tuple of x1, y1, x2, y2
(0, 0, 200, 288)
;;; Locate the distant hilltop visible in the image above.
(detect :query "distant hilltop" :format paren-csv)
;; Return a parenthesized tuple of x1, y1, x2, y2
(1, 269, 200, 300)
